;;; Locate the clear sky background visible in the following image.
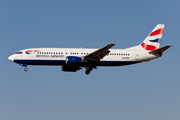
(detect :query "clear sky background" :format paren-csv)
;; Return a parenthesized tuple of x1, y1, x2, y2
(1, 0, 180, 120)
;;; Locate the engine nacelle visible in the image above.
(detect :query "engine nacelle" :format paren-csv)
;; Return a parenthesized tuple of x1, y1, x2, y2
(62, 66, 81, 72)
(66, 56, 82, 65)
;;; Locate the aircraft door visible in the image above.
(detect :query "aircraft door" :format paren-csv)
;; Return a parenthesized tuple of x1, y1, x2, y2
(135, 51, 139, 60)
(29, 52, 34, 58)
(21, 52, 26, 59)
(20, 54, 23, 59)
(27, 51, 35, 58)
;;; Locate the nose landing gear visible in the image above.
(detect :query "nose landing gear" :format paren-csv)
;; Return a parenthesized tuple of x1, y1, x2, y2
(24, 67, 28, 71)
(19, 63, 28, 72)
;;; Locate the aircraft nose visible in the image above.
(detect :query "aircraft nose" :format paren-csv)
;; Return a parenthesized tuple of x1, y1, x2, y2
(8, 55, 14, 62)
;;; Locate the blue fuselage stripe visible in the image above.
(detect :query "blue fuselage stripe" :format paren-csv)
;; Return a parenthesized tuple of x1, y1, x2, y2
(14, 59, 140, 66)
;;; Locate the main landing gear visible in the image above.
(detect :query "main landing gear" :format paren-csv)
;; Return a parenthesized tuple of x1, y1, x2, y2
(85, 66, 93, 75)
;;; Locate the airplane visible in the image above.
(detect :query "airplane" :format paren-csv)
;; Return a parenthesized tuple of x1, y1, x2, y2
(8, 24, 172, 75)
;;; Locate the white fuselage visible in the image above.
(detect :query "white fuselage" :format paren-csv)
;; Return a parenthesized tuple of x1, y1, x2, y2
(8, 48, 159, 67)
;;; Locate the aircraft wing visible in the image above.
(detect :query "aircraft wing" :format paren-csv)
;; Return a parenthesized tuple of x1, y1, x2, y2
(83, 43, 116, 61)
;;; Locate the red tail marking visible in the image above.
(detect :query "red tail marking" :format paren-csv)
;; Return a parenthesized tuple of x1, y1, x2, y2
(149, 28, 164, 36)
(141, 42, 157, 51)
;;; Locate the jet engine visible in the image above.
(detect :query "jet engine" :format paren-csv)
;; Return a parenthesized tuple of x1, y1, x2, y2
(66, 56, 82, 65)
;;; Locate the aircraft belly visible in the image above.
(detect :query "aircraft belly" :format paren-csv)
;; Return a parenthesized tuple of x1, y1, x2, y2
(98, 61, 140, 66)
(14, 59, 66, 65)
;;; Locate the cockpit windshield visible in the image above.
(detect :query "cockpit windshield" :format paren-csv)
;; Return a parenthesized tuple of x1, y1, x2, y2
(16, 52, 23, 54)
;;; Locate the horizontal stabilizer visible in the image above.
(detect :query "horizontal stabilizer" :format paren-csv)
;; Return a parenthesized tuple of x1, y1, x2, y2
(149, 45, 172, 54)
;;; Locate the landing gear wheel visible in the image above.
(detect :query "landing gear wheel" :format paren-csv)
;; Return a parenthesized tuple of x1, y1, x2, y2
(85, 70, 90, 75)
(85, 66, 93, 75)
(24, 67, 28, 71)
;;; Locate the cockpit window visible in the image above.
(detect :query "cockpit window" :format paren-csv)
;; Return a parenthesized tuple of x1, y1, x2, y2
(16, 52, 23, 54)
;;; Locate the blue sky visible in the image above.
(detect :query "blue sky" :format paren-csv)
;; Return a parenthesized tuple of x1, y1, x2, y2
(1, 0, 180, 120)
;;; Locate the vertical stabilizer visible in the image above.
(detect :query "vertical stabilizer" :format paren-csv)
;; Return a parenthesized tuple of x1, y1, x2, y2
(127, 24, 165, 51)
(141, 24, 164, 51)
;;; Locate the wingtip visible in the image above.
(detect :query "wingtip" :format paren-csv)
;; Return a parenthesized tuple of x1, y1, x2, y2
(109, 43, 116, 45)
(166, 45, 172, 48)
